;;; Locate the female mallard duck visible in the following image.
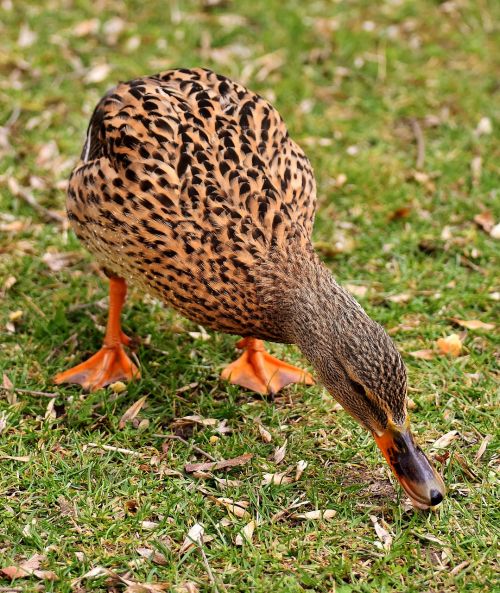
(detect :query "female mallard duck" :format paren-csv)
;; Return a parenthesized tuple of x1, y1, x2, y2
(55, 68, 444, 508)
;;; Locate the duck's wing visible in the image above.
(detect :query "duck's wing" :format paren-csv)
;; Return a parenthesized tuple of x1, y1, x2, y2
(66, 68, 317, 337)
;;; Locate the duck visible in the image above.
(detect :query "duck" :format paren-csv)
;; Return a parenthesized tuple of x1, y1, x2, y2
(54, 67, 445, 509)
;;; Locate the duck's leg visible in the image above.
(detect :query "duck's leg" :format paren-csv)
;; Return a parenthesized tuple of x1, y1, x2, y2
(221, 337, 314, 395)
(54, 276, 140, 391)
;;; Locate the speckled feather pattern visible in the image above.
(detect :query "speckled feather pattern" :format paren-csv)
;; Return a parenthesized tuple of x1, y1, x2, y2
(67, 67, 316, 339)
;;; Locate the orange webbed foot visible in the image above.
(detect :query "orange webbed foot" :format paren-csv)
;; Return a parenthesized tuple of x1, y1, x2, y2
(54, 345, 140, 392)
(221, 337, 315, 395)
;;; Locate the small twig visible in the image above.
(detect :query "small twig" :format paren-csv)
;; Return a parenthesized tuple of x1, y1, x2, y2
(8, 180, 65, 224)
(410, 118, 425, 170)
(87, 442, 142, 457)
(199, 534, 225, 593)
(153, 434, 217, 461)
(68, 298, 107, 313)
(0, 386, 58, 398)
(0, 587, 24, 592)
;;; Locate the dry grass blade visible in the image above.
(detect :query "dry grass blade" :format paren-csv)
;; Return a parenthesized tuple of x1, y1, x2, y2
(184, 452, 252, 473)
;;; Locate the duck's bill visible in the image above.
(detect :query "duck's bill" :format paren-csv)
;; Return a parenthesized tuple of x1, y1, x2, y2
(374, 424, 445, 509)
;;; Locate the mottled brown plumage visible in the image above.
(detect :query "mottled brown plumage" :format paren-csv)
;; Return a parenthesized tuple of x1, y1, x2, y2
(57, 67, 445, 508)
(67, 67, 315, 339)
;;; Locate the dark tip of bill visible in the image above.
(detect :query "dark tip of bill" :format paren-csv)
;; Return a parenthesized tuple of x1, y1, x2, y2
(430, 489, 443, 506)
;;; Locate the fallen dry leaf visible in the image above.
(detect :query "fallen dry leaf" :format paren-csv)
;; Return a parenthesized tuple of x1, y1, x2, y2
(408, 349, 435, 360)
(119, 395, 148, 429)
(387, 292, 412, 304)
(370, 515, 393, 551)
(292, 509, 336, 521)
(184, 452, 252, 473)
(136, 547, 168, 566)
(123, 583, 169, 593)
(295, 460, 308, 481)
(345, 284, 368, 298)
(273, 440, 287, 464)
(474, 435, 492, 463)
(0, 454, 30, 461)
(140, 520, 158, 530)
(175, 582, 199, 593)
(2, 373, 13, 390)
(179, 523, 204, 554)
(84, 63, 111, 84)
(42, 250, 81, 271)
(262, 472, 294, 485)
(235, 519, 256, 545)
(73, 18, 100, 37)
(1, 553, 57, 580)
(18, 23, 37, 47)
(473, 211, 495, 233)
(436, 334, 462, 357)
(215, 497, 250, 519)
(475, 116, 492, 136)
(451, 318, 495, 331)
(257, 423, 272, 443)
(432, 430, 459, 449)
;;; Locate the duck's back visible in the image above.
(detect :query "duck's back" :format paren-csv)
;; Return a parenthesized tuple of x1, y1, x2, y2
(67, 68, 317, 338)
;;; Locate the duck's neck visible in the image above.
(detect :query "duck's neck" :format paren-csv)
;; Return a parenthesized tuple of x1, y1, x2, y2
(259, 246, 367, 355)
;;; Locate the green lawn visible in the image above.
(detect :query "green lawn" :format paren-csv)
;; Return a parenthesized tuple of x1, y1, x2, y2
(0, 1, 499, 592)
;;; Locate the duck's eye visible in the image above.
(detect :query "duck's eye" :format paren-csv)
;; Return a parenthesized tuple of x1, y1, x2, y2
(348, 377, 388, 427)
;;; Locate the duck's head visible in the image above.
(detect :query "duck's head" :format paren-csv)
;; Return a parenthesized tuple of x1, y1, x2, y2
(286, 264, 445, 509)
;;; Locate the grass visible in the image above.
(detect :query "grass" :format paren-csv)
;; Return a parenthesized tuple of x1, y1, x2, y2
(0, 0, 499, 591)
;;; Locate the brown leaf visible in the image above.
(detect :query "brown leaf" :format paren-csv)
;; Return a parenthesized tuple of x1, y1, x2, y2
(1, 554, 56, 580)
(451, 318, 495, 331)
(345, 284, 368, 298)
(387, 292, 412, 304)
(474, 211, 495, 233)
(474, 434, 492, 462)
(119, 395, 148, 429)
(42, 250, 81, 271)
(295, 460, 308, 481)
(436, 334, 462, 357)
(84, 63, 111, 84)
(408, 349, 435, 360)
(2, 373, 13, 390)
(370, 515, 393, 551)
(292, 509, 336, 521)
(257, 423, 272, 443)
(179, 523, 204, 554)
(184, 452, 252, 473)
(136, 547, 168, 566)
(389, 206, 412, 221)
(235, 519, 256, 545)
(273, 440, 287, 464)
(215, 497, 250, 518)
(262, 472, 294, 485)
(175, 582, 200, 593)
(432, 430, 459, 449)
(0, 454, 30, 461)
